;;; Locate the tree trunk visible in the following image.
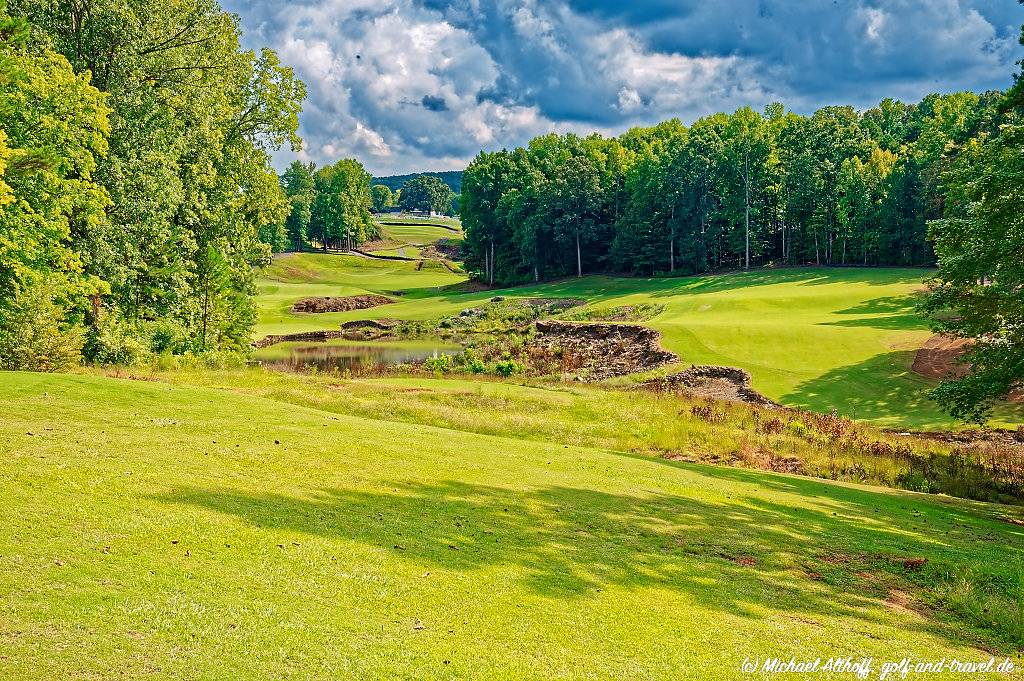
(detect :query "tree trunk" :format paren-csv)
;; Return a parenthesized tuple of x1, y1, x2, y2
(781, 222, 786, 265)
(670, 204, 675, 273)
(576, 231, 582, 278)
(744, 148, 751, 270)
(489, 240, 495, 287)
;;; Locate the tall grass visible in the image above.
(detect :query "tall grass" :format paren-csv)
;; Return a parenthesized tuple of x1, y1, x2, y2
(101, 365, 1024, 505)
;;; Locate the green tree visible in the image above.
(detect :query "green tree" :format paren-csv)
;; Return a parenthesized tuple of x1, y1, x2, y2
(399, 175, 454, 214)
(371, 183, 393, 212)
(11, 0, 306, 354)
(281, 160, 314, 251)
(309, 159, 376, 251)
(0, 0, 110, 370)
(923, 122, 1023, 422)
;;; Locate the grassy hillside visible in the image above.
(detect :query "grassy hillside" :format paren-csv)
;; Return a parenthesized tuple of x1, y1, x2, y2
(255, 254, 1024, 428)
(1, 371, 1021, 678)
(374, 215, 463, 246)
(258, 254, 466, 336)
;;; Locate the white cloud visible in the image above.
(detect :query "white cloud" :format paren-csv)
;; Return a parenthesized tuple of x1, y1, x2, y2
(222, 0, 1020, 174)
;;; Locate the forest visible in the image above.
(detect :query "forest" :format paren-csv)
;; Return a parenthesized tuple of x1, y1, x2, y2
(460, 93, 1003, 285)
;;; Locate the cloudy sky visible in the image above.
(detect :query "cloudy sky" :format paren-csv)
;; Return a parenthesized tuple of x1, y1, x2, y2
(222, 0, 1022, 176)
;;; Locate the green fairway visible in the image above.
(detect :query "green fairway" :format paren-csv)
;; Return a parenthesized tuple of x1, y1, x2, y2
(375, 215, 463, 246)
(257, 253, 466, 336)
(255, 255, 1023, 428)
(365, 245, 423, 259)
(1, 371, 1021, 678)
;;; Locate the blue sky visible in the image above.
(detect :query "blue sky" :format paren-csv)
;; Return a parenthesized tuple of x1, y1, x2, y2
(223, 0, 1022, 175)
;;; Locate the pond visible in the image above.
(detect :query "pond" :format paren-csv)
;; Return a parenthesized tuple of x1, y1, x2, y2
(254, 340, 460, 373)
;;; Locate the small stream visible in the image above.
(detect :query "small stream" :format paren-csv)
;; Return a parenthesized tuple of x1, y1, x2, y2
(255, 341, 458, 373)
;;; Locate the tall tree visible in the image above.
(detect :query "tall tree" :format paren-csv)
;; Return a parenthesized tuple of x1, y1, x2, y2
(11, 0, 306, 353)
(0, 0, 110, 369)
(370, 183, 393, 212)
(309, 159, 375, 251)
(398, 174, 454, 214)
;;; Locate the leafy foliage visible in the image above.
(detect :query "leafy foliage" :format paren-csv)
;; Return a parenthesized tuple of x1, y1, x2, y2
(919, 16, 1024, 423)
(398, 174, 455, 214)
(4, 0, 306, 363)
(308, 159, 376, 251)
(0, 0, 110, 369)
(461, 95, 1001, 286)
(370, 183, 393, 212)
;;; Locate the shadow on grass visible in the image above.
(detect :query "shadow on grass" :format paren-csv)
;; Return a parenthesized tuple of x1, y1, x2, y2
(822, 294, 930, 331)
(430, 268, 930, 306)
(152, 473, 1019, 652)
(780, 351, 944, 424)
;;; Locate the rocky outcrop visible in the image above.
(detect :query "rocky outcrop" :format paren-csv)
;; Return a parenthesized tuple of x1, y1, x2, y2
(531, 320, 677, 381)
(290, 295, 394, 313)
(338, 318, 403, 340)
(253, 330, 347, 349)
(642, 365, 780, 408)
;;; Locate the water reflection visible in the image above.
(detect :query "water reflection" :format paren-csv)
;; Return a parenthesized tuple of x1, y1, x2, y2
(258, 342, 457, 373)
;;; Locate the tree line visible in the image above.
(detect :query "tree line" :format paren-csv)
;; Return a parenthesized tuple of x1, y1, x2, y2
(460, 93, 1002, 286)
(267, 164, 457, 255)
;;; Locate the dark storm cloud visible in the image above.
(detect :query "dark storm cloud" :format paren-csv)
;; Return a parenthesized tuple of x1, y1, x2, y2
(222, 0, 1021, 174)
(421, 95, 450, 112)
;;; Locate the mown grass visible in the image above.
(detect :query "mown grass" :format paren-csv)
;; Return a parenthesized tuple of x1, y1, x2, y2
(113, 366, 1024, 504)
(256, 253, 465, 336)
(375, 216, 462, 245)
(255, 254, 1024, 429)
(1, 369, 1023, 679)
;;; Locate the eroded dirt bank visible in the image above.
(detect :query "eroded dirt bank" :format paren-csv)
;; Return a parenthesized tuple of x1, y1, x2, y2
(912, 334, 972, 379)
(290, 295, 394, 313)
(641, 365, 780, 408)
(531, 320, 677, 380)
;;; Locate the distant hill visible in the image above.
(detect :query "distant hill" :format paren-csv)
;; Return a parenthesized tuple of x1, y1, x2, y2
(373, 170, 463, 194)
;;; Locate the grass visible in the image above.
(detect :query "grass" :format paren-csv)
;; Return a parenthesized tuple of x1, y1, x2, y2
(255, 254, 1024, 429)
(375, 215, 462, 245)
(366, 246, 423, 259)
(2, 369, 1023, 678)
(257, 253, 465, 336)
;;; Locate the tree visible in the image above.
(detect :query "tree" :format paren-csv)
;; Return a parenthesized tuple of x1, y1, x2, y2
(371, 183, 393, 212)
(399, 175, 454, 214)
(0, 0, 110, 370)
(919, 14, 1024, 423)
(309, 159, 375, 251)
(10, 0, 306, 354)
(721, 108, 771, 269)
(923, 119, 1023, 423)
(281, 160, 314, 251)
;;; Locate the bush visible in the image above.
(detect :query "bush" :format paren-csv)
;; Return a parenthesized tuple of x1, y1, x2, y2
(0, 285, 84, 372)
(85, 315, 151, 366)
(494, 358, 524, 377)
(424, 354, 453, 373)
(459, 348, 486, 374)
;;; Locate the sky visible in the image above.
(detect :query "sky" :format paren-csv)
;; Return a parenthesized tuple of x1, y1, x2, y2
(221, 0, 1023, 176)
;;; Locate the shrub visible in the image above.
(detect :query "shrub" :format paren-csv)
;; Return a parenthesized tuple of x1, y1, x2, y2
(85, 315, 151, 366)
(459, 349, 486, 374)
(494, 358, 524, 377)
(0, 284, 84, 372)
(424, 354, 453, 373)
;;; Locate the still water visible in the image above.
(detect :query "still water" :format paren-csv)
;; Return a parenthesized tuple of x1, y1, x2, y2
(256, 341, 458, 373)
